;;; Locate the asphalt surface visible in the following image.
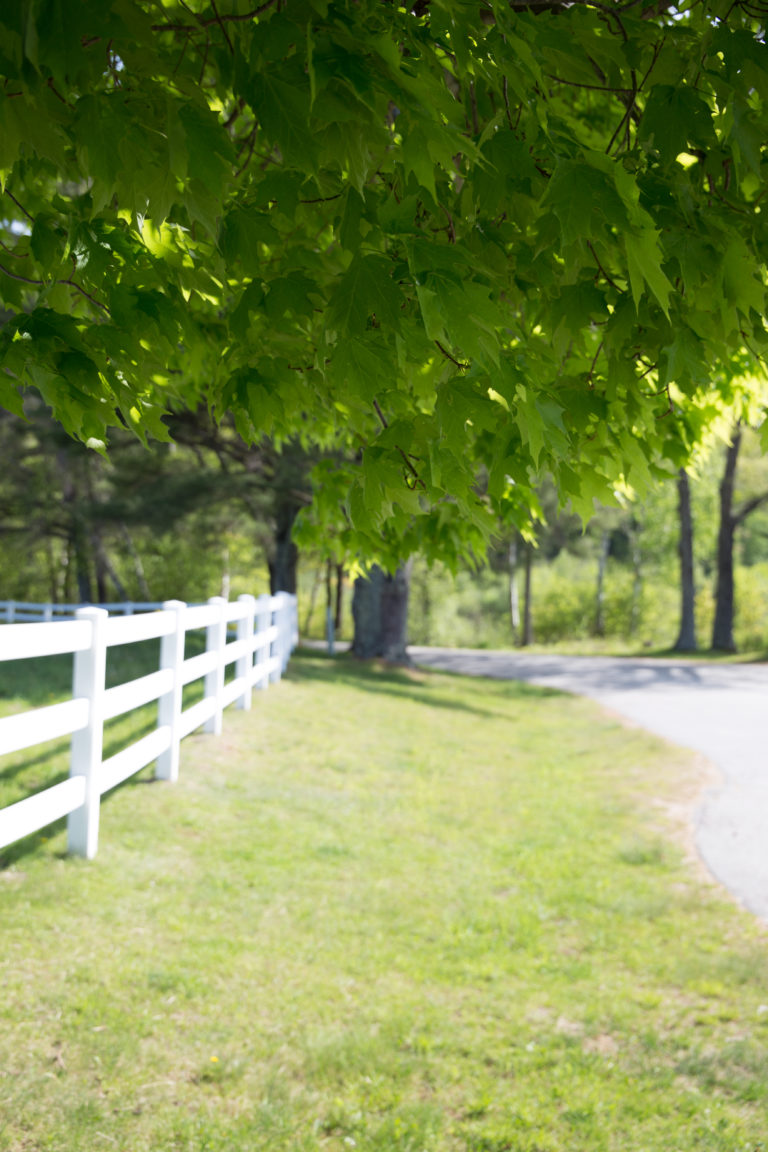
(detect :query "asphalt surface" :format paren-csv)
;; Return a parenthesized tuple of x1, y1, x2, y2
(409, 647, 768, 923)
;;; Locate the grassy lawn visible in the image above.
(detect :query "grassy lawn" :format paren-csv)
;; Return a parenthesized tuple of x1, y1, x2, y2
(1, 650, 767, 1151)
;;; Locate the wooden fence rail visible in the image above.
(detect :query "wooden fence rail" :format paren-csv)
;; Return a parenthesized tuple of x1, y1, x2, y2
(0, 593, 298, 859)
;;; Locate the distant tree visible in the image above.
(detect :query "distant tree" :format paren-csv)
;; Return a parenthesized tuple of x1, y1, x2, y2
(674, 469, 698, 652)
(712, 426, 768, 651)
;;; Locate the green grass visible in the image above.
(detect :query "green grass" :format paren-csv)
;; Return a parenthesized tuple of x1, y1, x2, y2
(1, 651, 768, 1151)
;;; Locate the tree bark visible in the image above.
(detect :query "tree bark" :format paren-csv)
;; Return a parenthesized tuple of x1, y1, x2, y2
(673, 468, 697, 651)
(352, 566, 384, 659)
(352, 561, 412, 662)
(379, 559, 413, 662)
(712, 430, 740, 652)
(334, 562, 344, 634)
(268, 499, 298, 594)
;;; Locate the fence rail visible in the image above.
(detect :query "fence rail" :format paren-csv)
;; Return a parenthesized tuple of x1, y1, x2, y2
(0, 593, 298, 859)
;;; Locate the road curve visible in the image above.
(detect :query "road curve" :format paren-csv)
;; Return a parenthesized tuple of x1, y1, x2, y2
(409, 647, 768, 924)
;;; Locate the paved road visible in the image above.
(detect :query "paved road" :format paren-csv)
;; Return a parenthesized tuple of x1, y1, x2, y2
(409, 647, 768, 923)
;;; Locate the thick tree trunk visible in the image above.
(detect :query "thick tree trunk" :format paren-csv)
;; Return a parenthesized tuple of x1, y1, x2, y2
(593, 528, 610, 637)
(379, 559, 412, 662)
(712, 430, 740, 652)
(352, 566, 385, 658)
(352, 561, 412, 662)
(521, 541, 534, 647)
(674, 468, 697, 652)
(268, 500, 298, 594)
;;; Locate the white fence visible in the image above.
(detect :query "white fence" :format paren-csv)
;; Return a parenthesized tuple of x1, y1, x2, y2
(0, 594, 298, 859)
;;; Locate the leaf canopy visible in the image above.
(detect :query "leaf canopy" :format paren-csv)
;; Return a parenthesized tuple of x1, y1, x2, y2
(1, 0, 768, 563)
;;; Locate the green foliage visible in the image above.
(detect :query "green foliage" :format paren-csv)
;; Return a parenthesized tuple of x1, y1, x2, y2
(2, 2, 768, 563)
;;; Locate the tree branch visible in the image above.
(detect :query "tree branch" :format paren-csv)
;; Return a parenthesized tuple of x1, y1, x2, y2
(0, 262, 110, 314)
(734, 490, 768, 527)
(152, 0, 277, 33)
(435, 340, 469, 370)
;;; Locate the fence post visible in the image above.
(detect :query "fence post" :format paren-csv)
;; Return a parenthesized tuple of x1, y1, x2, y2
(269, 594, 283, 684)
(43, 603, 53, 622)
(204, 596, 227, 735)
(67, 606, 108, 859)
(156, 600, 186, 782)
(236, 594, 256, 710)
(256, 593, 271, 691)
(7, 601, 14, 623)
(281, 593, 292, 672)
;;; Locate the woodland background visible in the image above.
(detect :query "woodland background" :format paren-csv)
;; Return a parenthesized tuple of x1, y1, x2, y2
(4, 397, 767, 657)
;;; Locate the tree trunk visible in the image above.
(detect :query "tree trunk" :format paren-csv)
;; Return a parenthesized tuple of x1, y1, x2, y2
(673, 468, 697, 652)
(712, 430, 740, 652)
(268, 500, 298, 594)
(521, 541, 534, 647)
(379, 559, 413, 662)
(334, 563, 344, 634)
(509, 536, 520, 643)
(593, 528, 610, 637)
(352, 561, 412, 662)
(352, 566, 385, 658)
(325, 558, 335, 653)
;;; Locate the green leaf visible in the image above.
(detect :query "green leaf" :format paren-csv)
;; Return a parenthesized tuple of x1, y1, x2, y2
(219, 207, 278, 275)
(326, 255, 402, 336)
(248, 68, 317, 168)
(639, 85, 716, 165)
(625, 229, 673, 318)
(542, 160, 629, 246)
(178, 103, 233, 197)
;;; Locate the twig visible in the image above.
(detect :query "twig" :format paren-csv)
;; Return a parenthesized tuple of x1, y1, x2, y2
(235, 127, 258, 177)
(547, 75, 632, 94)
(152, 0, 277, 33)
(60, 278, 110, 314)
(0, 262, 43, 286)
(47, 77, 69, 106)
(439, 203, 456, 243)
(0, 238, 28, 258)
(0, 262, 110, 314)
(398, 445, 426, 489)
(373, 398, 426, 489)
(606, 37, 664, 155)
(469, 80, 479, 136)
(586, 241, 622, 292)
(373, 398, 388, 428)
(502, 76, 515, 131)
(586, 339, 604, 387)
(209, 0, 234, 54)
(299, 193, 343, 204)
(435, 339, 469, 370)
(4, 189, 34, 222)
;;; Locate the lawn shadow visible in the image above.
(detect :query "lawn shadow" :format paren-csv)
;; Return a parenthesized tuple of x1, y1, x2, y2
(289, 649, 561, 721)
